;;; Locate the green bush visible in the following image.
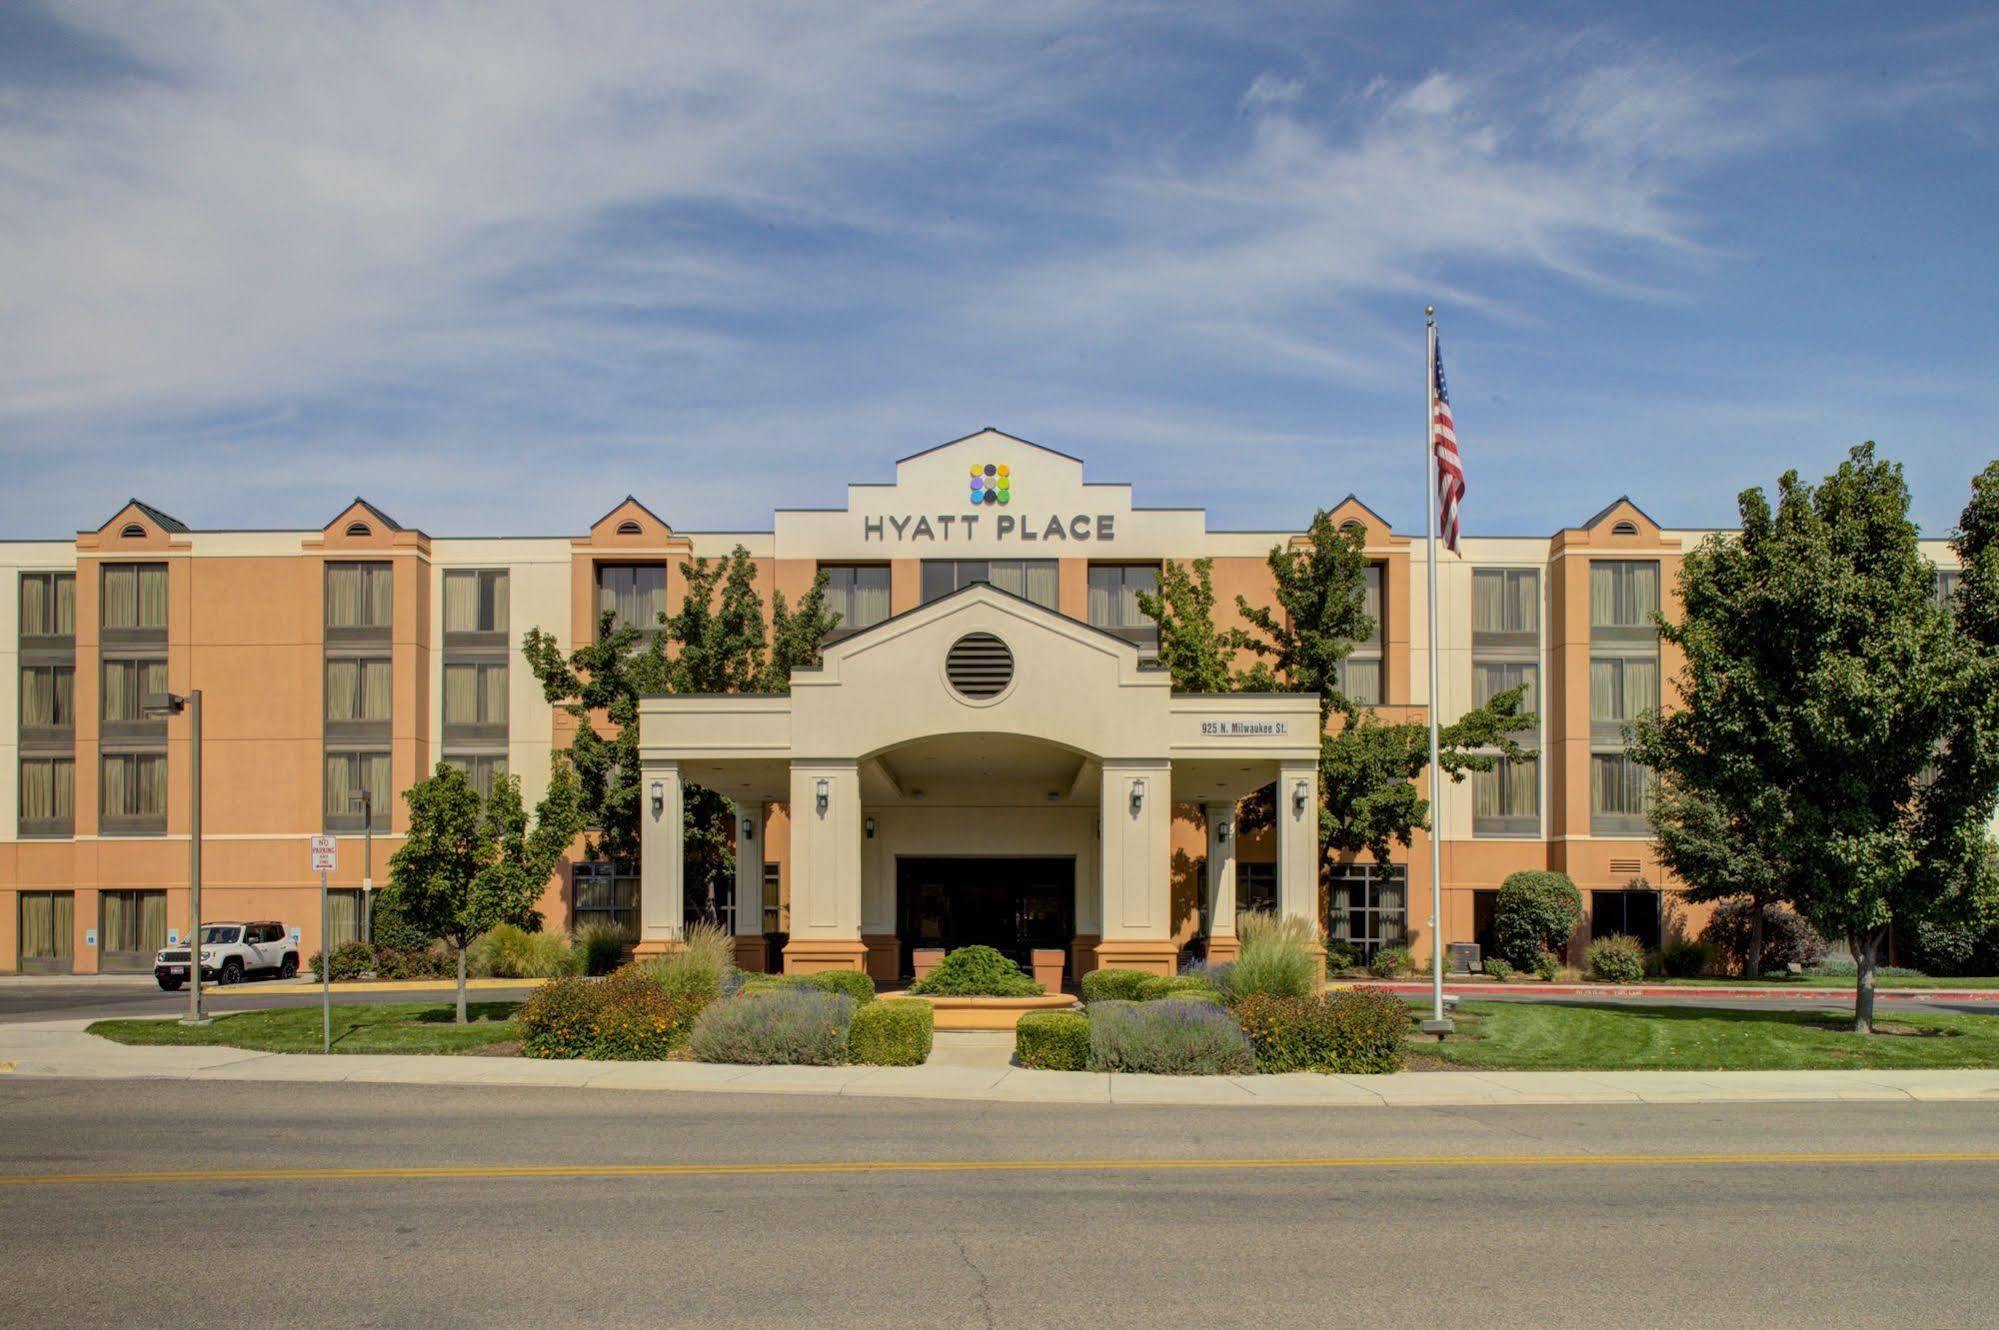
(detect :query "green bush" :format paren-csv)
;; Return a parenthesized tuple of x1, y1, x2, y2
(367, 891, 429, 952)
(1323, 939, 1361, 973)
(470, 923, 583, 979)
(1658, 938, 1716, 978)
(1533, 950, 1561, 982)
(687, 988, 854, 1065)
(1080, 968, 1154, 1003)
(848, 1000, 933, 1066)
(1482, 957, 1514, 982)
(575, 923, 634, 976)
(1015, 1011, 1091, 1070)
(1231, 989, 1408, 1074)
(1367, 946, 1411, 980)
(1700, 900, 1830, 975)
(1493, 871, 1584, 967)
(1583, 934, 1646, 984)
(307, 940, 377, 982)
(519, 963, 708, 1060)
(1135, 974, 1221, 1002)
(1808, 958, 1926, 979)
(634, 945, 727, 1014)
(1216, 915, 1322, 1001)
(1086, 998, 1256, 1075)
(907, 945, 1043, 997)
(743, 970, 878, 1003)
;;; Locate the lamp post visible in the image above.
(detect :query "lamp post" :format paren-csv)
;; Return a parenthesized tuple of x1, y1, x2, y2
(355, 787, 373, 945)
(146, 689, 207, 1026)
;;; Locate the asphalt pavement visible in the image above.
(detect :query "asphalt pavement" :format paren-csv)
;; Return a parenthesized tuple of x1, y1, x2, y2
(0, 976, 534, 1023)
(0, 1079, 1993, 1328)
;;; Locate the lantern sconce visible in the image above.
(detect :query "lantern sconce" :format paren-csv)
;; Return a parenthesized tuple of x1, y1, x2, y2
(1129, 778, 1145, 815)
(865, 816, 876, 840)
(815, 778, 830, 816)
(1218, 817, 1233, 844)
(1292, 779, 1309, 817)
(740, 813, 755, 841)
(649, 780, 664, 816)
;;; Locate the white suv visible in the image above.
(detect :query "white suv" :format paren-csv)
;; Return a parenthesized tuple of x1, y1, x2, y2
(154, 922, 299, 991)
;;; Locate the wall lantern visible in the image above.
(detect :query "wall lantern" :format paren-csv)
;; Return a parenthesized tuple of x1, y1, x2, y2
(739, 814, 755, 841)
(816, 778, 830, 815)
(650, 780, 664, 816)
(1217, 817, 1232, 844)
(865, 816, 876, 839)
(1292, 780, 1309, 817)
(1129, 778, 1145, 815)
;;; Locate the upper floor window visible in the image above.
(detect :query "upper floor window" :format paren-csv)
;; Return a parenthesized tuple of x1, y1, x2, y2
(1589, 561, 1659, 630)
(101, 564, 167, 631)
(101, 753, 167, 824)
(443, 569, 510, 635)
(1087, 565, 1160, 655)
(1473, 659, 1540, 720)
(325, 752, 391, 827)
(443, 753, 509, 801)
(326, 562, 392, 630)
(101, 658, 168, 724)
(1472, 569, 1538, 636)
(20, 573, 75, 639)
(20, 665, 75, 729)
(1336, 563, 1384, 705)
(326, 659, 393, 723)
(820, 565, 891, 640)
(1589, 655, 1658, 728)
(443, 662, 508, 726)
(921, 560, 1058, 609)
(596, 563, 666, 635)
(18, 756, 74, 834)
(1936, 569, 1963, 608)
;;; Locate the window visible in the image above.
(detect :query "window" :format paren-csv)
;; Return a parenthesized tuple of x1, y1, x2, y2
(1610, 520, 1639, 536)
(326, 562, 392, 630)
(326, 890, 365, 950)
(1589, 656, 1657, 732)
(1324, 863, 1407, 961)
(20, 573, 75, 638)
(920, 560, 1058, 609)
(101, 753, 167, 827)
(120, 523, 148, 539)
(1592, 888, 1661, 949)
(575, 862, 639, 932)
(1589, 561, 1659, 629)
(820, 565, 891, 640)
(1236, 862, 1277, 918)
(615, 520, 643, 536)
(101, 658, 167, 724)
(19, 757, 74, 834)
(596, 564, 666, 635)
(443, 753, 508, 800)
(1472, 569, 1538, 635)
(762, 861, 782, 933)
(17, 892, 74, 971)
(1336, 564, 1385, 705)
(443, 569, 509, 634)
(1936, 569, 1963, 607)
(443, 662, 507, 726)
(325, 752, 390, 826)
(1473, 757, 1539, 837)
(1591, 752, 1652, 831)
(20, 664, 74, 729)
(101, 563, 167, 631)
(1087, 564, 1160, 655)
(1473, 659, 1539, 718)
(326, 658, 392, 722)
(99, 890, 167, 967)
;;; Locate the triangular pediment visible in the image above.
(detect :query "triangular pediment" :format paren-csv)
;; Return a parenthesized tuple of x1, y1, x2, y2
(87, 499, 187, 548)
(587, 495, 676, 544)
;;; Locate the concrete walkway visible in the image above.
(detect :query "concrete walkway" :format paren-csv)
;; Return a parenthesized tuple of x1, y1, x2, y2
(5, 1020, 1999, 1107)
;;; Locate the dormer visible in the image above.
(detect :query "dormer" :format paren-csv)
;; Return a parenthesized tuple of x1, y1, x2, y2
(584, 496, 679, 548)
(78, 499, 189, 553)
(1572, 497, 1672, 550)
(1321, 494, 1400, 551)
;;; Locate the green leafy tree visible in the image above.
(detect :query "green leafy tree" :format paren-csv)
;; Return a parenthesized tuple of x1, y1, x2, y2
(1631, 444, 1994, 1030)
(1135, 558, 1252, 695)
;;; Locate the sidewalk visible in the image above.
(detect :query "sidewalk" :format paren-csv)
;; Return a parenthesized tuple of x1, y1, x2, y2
(6, 1021, 1999, 1107)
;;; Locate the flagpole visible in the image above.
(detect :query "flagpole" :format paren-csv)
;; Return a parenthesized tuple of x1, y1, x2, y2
(1423, 306, 1451, 1033)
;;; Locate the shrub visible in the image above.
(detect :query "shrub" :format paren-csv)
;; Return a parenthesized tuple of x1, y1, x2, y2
(307, 940, 377, 982)
(368, 893, 429, 952)
(1482, 957, 1514, 982)
(1699, 901, 1831, 975)
(575, 923, 634, 977)
(678, 919, 735, 975)
(1809, 958, 1926, 979)
(1493, 871, 1583, 967)
(1015, 1011, 1092, 1070)
(907, 945, 1043, 997)
(1135, 973, 1221, 1002)
(1533, 950, 1561, 982)
(1323, 939, 1361, 973)
(1218, 916, 1322, 1002)
(848, 1000, 934, 1066)
(744, 970, 878, 1003)
(372, 946, 455, 981)
(1087, 999, 1256, 1075)
(687, 988, 854, 1065)
(519, 963, 708, 1060)
(1584, 934, 1646, 984)
(470, 923, 582, 979)
(634, 944, 727, 1015)
(1232, 990, 1408, 1074)
(1658, 938, 1716, 978)
(1367, 946, 1411, 979)
(1080, 968, 1154, 1003)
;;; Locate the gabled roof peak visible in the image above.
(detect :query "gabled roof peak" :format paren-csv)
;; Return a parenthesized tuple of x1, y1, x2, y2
(592, 494, 672, 531)
(1582, 496, 1659, 530)
(107, 499, 189, 533)
(330, 497, 402, 532)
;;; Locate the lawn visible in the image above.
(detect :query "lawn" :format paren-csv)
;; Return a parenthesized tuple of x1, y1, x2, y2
(1415, 1000, 1999, 1071)
(89, 1002, 523, 1055)
(1655, 974, 1999, 990)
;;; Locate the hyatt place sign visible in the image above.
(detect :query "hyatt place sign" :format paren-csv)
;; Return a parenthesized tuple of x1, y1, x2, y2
(863, 513, 1117, 544)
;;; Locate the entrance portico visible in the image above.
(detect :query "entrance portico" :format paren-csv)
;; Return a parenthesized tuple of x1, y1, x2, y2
(638, 583, 1321, 978)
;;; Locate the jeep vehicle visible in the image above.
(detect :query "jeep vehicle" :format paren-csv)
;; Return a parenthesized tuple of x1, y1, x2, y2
(154, 922, 298, 990)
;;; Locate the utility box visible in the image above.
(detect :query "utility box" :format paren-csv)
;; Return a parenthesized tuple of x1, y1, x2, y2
(1448, 942, 1481, 974)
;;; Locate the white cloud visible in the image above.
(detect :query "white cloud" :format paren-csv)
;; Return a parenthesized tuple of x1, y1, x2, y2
(1240, 71, 1304, 113)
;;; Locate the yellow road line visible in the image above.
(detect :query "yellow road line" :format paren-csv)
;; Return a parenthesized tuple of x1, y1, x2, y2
(2, 1151, 1996, 1188)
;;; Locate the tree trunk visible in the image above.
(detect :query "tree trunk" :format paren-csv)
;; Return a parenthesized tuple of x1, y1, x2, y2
(456, 945, 468, 1025)
(1746, 902, 1765, 981)
(1851, 929, 1882, 1035)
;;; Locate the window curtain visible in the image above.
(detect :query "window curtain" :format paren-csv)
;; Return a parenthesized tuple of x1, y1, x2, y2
(1087, 569, 1114, 626)
(990, 561, 1057, 608)
(849, 567, 889, 628)
(1360, 566, 1384, 644)
(20, 578, 41, 635)
(103, 892, 165, 953)
(1474, 661, 1536, 711)
(348, 660, 392, 720)
(1340, 658, 1382, 706)
(1589, 659, 1620, 721)
(1472, 571, 1504, 633)
(327, 565, 362, 627)
(443, 665, 476, 725)
(599, 566, 664, 631)
(19, 894, 72, 960)
(138, 566, 167, 628)
(1476, 757, 1538, 820)
(1591, 563, 1659, 627)
(1474, 570, 1538, 633)
(22, 666, 72, 726)
(102, 567, 137, 629)
(325, 753, 353, 816)
(326, 891, 362, 948)
(21, 576, 74, 636)
(443, 572, 479, 632)
(365, 566, 391, 627)
(20, 759, 73, 821)
(102, 660, 165, 723)
(1088, 567, 1157, 629)
(1624, 656, 1657, 716)
(480, 665, 507, 724)
(1592, 753, 1650, 815)
(487, 571, 509, 632)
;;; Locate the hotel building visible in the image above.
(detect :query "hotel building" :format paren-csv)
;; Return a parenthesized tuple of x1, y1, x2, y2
(0, 430, 1967, 978)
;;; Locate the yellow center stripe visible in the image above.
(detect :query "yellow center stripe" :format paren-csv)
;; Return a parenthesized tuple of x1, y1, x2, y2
(1, 1151, 1995, 1188)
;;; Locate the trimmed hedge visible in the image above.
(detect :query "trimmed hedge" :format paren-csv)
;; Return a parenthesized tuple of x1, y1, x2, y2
(307, 940, 377, 982)
(1584, 934, 1646, 984)
(1015, 1011, 1091, 1070)
(687, 988, 855, 1065)
(848, 1000, 934, 1066)
(1481, 957, 1515, 982)
(469, 923, 583, 979)
(907, 945, 1043, 997)
(1087, 998, 1256, 1075)
(307, 941, 456, 982)
(1232, 989, 1408, 1074)
(742, 970, 878, 1003)
(1493, 871, 1584, 967)
(1080, 968, 1154, 1003)
(519, 963, 709, 1060)
(1135, 974, 1221, 1002)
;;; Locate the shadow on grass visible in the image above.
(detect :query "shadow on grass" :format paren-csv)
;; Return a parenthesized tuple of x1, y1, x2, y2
(412, 1002, 518, 1026)
(1469, 1000, 1966, 1037)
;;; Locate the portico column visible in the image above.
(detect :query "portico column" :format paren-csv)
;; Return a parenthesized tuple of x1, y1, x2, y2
(1204, 801, 1240, 965)
(1095, 759, 1178, 976)
(731, 800, 766, 973)
(636, 759, 684, 955)
(1276, 758, 1326, 980)
(782, 762, 867, 973)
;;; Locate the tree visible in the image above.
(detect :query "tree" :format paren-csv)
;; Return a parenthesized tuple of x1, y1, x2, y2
(384, 761, 582, 1022)
(1631, 444, 1994, 1031)
(1135, 558, 1252, 695)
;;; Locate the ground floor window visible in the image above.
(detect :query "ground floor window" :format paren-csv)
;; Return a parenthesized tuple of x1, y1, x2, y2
(1236, 862, 1277, 918)
(1472, 888, 1500, 961)
(762, 863, 782, 933)
(1591, 888, 1661, 950)
(18, 891, 74, 972)
(573, 863, 638, 933)
(100, 889, 167, 970)
(326, 889, 364, 950)
(1325, 863, 1407, 961)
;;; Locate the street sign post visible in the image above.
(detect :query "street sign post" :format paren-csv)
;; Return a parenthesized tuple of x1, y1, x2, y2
(311, 835, 337, 1053)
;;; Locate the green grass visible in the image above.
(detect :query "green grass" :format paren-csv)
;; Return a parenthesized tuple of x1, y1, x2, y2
(1656, 974, 1999, 990)
(1417, 1001, 1999, 1071)
(89, 1002, 522, 1055)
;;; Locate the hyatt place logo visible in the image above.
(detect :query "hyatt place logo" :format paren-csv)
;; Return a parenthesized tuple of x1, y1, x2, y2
(968, 463, 1012, 506)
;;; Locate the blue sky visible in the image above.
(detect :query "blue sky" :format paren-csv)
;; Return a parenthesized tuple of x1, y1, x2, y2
(0, 1, 1992, 539)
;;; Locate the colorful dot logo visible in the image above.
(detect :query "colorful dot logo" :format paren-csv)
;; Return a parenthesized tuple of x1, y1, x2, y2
(968, 462, 1011, 507)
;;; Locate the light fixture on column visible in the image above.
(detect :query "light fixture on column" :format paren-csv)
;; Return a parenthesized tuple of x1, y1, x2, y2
(1218, 816, 1232, 844)
(1292, 779, 1309, 816)
(650, 780, 664, 816)
(865, 816, 876, 839)
(1129, 778, 1145, 814)
(815, 778, 829, 815)
(739, 813, 755, 841)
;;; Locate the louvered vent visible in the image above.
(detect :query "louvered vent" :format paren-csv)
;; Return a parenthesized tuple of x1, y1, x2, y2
(946, 632, 1014, 699)
(1609, 859, 1643, 876)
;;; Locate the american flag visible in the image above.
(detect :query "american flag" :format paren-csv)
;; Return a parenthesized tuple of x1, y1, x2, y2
(1432, 333, 1464, 554)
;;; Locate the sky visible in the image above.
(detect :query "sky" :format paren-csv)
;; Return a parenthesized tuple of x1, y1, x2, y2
(1, 1, 1994, 540)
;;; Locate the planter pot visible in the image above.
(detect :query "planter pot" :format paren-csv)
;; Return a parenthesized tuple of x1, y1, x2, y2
(912, 948, 945, 982)
(1030, 948, 1066, 993)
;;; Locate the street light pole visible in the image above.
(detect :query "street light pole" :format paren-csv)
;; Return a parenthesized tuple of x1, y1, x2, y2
(360, 787, 373, 945)
(148, 689, 208, 1026)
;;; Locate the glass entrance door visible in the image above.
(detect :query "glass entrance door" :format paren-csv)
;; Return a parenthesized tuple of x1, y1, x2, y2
(895, 857, 1075, 977)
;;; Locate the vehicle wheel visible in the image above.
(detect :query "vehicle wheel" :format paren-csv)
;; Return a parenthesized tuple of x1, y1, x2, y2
(219, 959, 244, 986)
(158, 978, 182, 992)
(279, 953, 299, 979)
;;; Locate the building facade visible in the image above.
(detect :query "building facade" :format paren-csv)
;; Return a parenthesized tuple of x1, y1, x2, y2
(0, 429, 1968, 977)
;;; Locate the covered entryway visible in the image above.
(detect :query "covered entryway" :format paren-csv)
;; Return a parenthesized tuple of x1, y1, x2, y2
(896, 856, 1074, 977)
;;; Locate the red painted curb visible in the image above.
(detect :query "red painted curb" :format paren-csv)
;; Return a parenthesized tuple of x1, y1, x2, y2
(1357, 981, 1999, 1002)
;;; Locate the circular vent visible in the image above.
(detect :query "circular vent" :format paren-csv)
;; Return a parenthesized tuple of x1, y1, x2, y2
(946, 632, 1014, 699)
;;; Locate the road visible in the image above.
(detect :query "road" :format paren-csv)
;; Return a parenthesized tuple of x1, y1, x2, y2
(0, 977, 535, 1023)
(0, 1079, 1994, 1327)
